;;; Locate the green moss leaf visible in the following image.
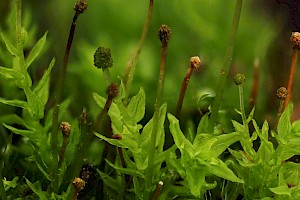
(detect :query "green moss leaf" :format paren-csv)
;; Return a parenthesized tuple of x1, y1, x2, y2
(127, 87, 145, 123)
(0, 66, 24, 80)
(3, 123, 39, 143)
(25, 31, 48, 69)
(33, 58, 55, 105)
(0, 31, 17, 56)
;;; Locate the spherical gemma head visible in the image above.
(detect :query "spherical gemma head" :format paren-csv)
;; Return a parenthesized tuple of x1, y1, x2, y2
(94, 47, 113, 69)
(234, 74, 246, 85)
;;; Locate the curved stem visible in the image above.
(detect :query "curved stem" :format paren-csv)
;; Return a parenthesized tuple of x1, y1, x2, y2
(176, 67, 193, 118)
(123, 0, 154, 103)
(284, 48, 298, 108)
(208, 0, 243, 133)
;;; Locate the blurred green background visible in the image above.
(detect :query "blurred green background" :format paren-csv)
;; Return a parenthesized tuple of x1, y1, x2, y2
(0, 0, 298, 126)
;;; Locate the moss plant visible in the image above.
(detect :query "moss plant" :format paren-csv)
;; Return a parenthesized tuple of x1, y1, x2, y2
(284, 32, 300, 108)
(51, 1, 87, 190)
(145, 24, 171, 198)
(208, 0, 244, 133)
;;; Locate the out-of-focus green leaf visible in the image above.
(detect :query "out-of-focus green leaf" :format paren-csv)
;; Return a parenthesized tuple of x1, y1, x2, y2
(0, 31, 17, 56)
(3, 177, 19, 191)
(269, 185, 291, 196)
(3, 123, 39, 143)
(25, 31, 48, 69)
(23, 87, 44, 120)
(0, 67, 24, 80)
(105, 159, 144, 178)
(97, 169, 121, 192)
(0, 97, 28, 109)
(25, 179, 48, 200)
(33, 58, 55, 105)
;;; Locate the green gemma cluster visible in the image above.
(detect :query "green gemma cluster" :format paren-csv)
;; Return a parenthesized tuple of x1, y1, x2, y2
(94, 47, 113, 69)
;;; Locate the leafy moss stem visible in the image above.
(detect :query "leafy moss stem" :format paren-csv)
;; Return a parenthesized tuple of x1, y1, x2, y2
(145, 24, 171, 198)
(208, 0, 243, 133)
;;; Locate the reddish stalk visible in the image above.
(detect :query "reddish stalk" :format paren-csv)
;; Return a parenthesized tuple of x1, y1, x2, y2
(152, 181, 164, 200)
(284, 32, 300, 108)
(176, 56, 201, 118)
(51, 2, 87, 189)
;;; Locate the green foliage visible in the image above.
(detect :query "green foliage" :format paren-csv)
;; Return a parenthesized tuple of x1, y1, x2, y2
(0, 0, 299, 200)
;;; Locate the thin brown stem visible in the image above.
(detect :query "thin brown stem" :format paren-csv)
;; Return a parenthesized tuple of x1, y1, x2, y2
(176, 67, 193, 118)
(123, 0, 154, 103)
(58, 136, 68, 167)
(284, 48, 298, 108)
(51, 3, 87, 189)
(152, 181, 163, 200)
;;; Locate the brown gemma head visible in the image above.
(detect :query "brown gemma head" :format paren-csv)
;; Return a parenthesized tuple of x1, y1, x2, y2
(73, 177, 85, 191)
(60, 122, 71, 137)
(158, 24, 172, 44)
(190, 56, 201, 69)
(74, 0, 88, 14)
(290, 32, 300, 49)
(106, 83, 119, 98)
(277, 87, 288, 100)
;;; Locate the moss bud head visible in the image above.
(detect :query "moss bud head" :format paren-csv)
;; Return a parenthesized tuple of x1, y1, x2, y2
(106, 83, 119, 98)
(190, 56, 201, 69)
(277, 87, 288, 100)
(234, 74, 246, 85)
(94, 47, 113, 69)
(60, 122, 71, 137)
(74, 0, 88, 14)
(158, 24, 172, 44)
(290, 32, 300, 49)
(73, 177, 85, 191)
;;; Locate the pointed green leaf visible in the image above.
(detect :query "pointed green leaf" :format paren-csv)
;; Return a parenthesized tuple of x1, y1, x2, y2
(97, 169, 121, 192)
(210, 132, 241, 157)
(23, 87, 44, 120)
(277, 103, 292, 140)
(269, 185, 291, 196)
(1, 31, 17, 56)
(25, 31, 48, 69)
(0, 67, 24, 80)
(186, 164, 206, 197)
(208, 158, 244, 183)
(168, 113, 193, 155)
(0, 97, 28, 109)
(232, 120, 245, 133)
(3, 123, 39, 143)
(196, 113, 210, 135)
(105, 159, 144, 178)
(127, 87, 145, 123)
(25, 179, 48, 200)
(94, 132, 140, 153)
(33, 58, 55, 105)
